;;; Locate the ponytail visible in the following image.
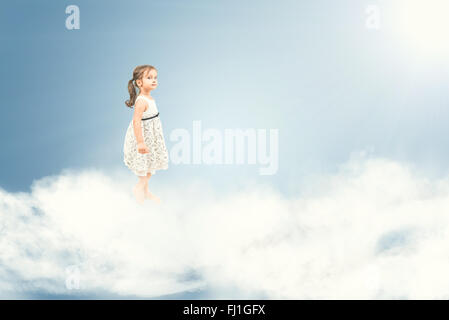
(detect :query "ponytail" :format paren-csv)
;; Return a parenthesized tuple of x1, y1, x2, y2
(125, 79, 137, 108)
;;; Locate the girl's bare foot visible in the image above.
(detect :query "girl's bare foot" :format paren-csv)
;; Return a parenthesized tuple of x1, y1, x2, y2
(144, 189, 161, 204)
(133, 184, 145, 204)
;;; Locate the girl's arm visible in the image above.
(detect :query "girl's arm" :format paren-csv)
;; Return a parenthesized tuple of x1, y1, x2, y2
(132, 99, 147, 144)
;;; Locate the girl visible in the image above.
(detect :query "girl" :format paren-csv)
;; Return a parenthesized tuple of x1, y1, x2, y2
(123, 65, 169, 204)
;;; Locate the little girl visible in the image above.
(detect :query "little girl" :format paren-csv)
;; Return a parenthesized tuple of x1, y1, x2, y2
(123, 65, 169, 204)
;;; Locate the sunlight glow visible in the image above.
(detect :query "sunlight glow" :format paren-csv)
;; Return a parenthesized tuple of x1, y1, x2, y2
(392, 0, 449, 61)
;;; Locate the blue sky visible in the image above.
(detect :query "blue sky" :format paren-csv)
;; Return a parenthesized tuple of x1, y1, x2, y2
(1, 0, 447, 195)
(1, 0, 449, 299)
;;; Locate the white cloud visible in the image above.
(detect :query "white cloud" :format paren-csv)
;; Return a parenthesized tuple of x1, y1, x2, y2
(1, 150, 449, 299)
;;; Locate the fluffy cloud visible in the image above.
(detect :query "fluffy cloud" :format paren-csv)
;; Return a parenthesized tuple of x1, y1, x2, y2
(1, 151, 449, 299)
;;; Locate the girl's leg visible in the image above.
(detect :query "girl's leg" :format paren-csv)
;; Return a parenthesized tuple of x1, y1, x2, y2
(144, 172, 152, 191)
(133, 175, 147, 204)
(144, 172, 161, 203)
(137, 175, 148, 188)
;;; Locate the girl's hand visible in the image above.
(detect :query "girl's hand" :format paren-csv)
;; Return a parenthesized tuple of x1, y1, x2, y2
(137, 142, 150, 154)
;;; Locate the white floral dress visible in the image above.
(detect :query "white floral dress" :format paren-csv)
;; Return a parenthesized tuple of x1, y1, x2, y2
(123, 95, 169, 176)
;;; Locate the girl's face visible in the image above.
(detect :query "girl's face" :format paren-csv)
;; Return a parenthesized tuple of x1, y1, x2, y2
(137, 69, 158, 91)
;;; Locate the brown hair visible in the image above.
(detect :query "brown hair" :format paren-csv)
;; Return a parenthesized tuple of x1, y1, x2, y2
(125, 64, 157, 108)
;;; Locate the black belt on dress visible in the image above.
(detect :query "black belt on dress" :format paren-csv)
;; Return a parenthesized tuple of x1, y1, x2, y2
(142, 112, 159, 121)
